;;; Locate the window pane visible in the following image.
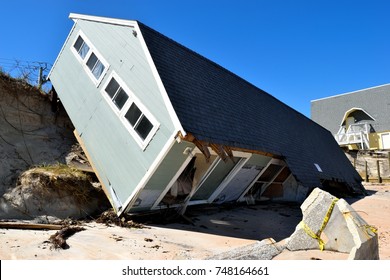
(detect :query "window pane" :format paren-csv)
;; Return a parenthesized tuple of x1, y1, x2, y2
(86, 53, 98, 71)
(92, 60, 105, 79)
(78, 40, 90, 59)
(113, 88, 128, 110)
(105, 78, 120, 98)
(74, 36, 84, 52)
(135, 115, 153, 140)
(125, 103, 142, 126)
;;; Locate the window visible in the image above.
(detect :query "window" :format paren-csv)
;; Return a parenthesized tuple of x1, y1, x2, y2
(73, 36, 90, 59)
(125, 103, 153, 140)
(105, 78, 129, 110)
(86, 53, 105, 80)
(103, 74, 159, 147)
(72, 33, 108, 84)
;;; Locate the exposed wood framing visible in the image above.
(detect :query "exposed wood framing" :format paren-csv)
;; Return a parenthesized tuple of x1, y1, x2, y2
(178, 132, 282, 161)
(193, 138, 211, 161)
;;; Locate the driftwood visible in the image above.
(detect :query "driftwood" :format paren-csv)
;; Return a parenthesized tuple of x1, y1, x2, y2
(0, 222, 62, 230)
(49, 226, 85, 249)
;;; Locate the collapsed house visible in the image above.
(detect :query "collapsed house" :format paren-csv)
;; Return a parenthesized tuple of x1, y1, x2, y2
(48, 13, 365, 216)
(311, 84, 390, 151)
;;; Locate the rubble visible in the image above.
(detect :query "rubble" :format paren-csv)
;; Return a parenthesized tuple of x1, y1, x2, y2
(95, 209, 146, 229)
(208, 238, 283, 260)
(286, 188, 379, 260)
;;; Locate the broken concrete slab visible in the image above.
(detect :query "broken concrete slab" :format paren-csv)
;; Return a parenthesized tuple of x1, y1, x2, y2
(208, 238, 283, 260)
(337, 199, 379, 260)
(286, 188, 378, 260)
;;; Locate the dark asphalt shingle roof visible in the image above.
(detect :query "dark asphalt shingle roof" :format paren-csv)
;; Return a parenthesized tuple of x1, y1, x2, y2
(139, 22, 364, 194)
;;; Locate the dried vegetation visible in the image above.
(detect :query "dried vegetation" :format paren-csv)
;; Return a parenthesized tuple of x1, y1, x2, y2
(95, 209, 146, 229)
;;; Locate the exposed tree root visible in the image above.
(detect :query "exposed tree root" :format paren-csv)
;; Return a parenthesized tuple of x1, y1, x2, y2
(49, 226, 85, 249)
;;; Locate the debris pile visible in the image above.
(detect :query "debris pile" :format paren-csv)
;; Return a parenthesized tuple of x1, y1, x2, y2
(286, 188, 379, 260)
(208, 188, 379, 260)
(95, 209, 146, 229)
(65, 144, 93, 173)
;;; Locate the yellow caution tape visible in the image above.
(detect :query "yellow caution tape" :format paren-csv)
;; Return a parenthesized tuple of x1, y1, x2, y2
(364, 225, 378, 233)
(300, 198, 339, 251)
(320, 198, 339, 233)
(344, 211, 378, 238)
(300, 221, 326, 251)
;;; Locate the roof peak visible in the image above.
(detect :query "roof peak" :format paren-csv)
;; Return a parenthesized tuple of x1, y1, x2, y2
(69, 13, 138, 27)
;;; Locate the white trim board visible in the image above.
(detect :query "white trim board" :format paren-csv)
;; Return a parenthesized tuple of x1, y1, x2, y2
(69, 13, 136, 28)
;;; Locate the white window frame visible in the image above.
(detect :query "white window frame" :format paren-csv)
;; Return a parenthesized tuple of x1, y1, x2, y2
(71, 30, 109, 87)
(101, 72, 160, 150)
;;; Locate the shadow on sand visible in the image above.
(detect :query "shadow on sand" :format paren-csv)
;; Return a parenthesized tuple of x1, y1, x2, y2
(135, 202, 303, 242)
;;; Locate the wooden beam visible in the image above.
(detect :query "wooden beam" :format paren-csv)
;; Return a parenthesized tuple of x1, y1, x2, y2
(209, 143, 228, 162)
(179, 131, 282, 160)
(180, 132, 195, 142)
(223, 145, 234, 159)
(0, 222, 62, 230)
(193, 138, 211, 161)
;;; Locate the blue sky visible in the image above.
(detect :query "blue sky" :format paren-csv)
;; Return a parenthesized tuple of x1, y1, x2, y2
(1, 0, 389, 117)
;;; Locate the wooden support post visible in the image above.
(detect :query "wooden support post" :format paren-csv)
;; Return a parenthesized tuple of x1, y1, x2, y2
(377, 160, 382, 183)
(388, 152, 390, 178)
(365, 161, 369, 182)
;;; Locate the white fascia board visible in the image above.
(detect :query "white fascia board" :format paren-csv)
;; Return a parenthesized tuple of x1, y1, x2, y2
(47, 21, 77, 80)
(119, 130, 178, 215)
(134, 22, 187, 137)
(69, 13, 136, 27)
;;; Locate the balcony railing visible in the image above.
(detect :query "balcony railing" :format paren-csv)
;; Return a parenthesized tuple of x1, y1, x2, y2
(334, 123, 370, 149)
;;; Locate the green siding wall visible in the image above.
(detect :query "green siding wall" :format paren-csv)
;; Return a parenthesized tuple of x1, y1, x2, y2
(50, 20, 176, 208)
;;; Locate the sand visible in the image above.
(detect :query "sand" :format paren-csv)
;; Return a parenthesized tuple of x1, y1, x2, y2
(0, 183, 389, 260)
